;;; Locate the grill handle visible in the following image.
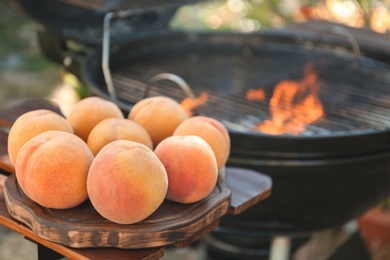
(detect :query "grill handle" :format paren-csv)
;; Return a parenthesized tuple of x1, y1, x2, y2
(102, 10, 141, 100)
(102, 9, 175, 100)
(291, 24, 361, 58)
(102, 11, 199, 114)
(102, 11, 116, 99)
(144, 73, 200, 116)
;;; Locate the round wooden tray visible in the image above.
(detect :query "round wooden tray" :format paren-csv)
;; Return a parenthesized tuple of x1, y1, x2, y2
(3, 167, 271, 249)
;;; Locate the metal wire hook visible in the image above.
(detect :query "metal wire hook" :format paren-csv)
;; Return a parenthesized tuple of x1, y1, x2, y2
(102, 11, 116, 100)
(290, 23, 361, 60)
(144, 73, 200, 116)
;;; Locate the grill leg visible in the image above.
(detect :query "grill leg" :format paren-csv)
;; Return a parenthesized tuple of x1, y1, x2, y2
(269, 236, 291, 260)
(37, 244, 63, 260)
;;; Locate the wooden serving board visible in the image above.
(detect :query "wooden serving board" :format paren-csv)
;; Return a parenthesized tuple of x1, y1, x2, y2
(3, 167, 271, 249)
(0, 174, 165, 260)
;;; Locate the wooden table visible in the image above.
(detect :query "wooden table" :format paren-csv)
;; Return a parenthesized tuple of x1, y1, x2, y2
(0, 99, 272, 260)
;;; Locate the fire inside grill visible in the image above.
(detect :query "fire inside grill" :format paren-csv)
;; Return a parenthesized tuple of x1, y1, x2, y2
(180, 61, 325, 135)
(89, 33, 390, 137)
(249, 62, 325, 135)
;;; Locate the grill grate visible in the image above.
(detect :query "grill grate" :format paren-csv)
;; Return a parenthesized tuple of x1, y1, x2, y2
(93, 33, 390, 136)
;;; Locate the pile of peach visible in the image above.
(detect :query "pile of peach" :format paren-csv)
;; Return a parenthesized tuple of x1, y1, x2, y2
(7, 96, 230, 225)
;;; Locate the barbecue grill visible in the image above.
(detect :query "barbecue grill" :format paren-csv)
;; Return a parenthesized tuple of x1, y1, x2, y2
(81, 25, 390, 231)
(6, 0, 390, 258)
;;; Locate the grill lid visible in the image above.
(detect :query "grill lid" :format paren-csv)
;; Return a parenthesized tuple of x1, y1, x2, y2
(82, 31, 390, 159)
(56, 0, 202, 12)
(5, 0, 199, 46)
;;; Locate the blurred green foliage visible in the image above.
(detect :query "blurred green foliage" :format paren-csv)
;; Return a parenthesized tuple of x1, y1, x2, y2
(0, 1, 52, 72)
(172, 0, 389, 33)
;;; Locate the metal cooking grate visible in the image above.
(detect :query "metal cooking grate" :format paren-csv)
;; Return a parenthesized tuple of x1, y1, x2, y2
(92, 33, 390, 136)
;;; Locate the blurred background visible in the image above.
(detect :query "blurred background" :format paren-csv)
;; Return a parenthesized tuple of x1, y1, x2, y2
(0, 0, 389, 259)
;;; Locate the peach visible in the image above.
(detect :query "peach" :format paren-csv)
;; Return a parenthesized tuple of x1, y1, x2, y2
(67, 96, 124, 142)
(15, 130, 94, 209)
(128, 96, 188, 147)
(154, 135, 218, 204)
(173, 116, 230, 170)
(87, 140, 168, 224)
(87, 118, 153, 156)
(7, 109, 73, 166)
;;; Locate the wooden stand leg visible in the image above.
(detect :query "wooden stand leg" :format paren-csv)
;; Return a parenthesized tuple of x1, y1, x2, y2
(37, 244, 64, 260)
(269, 236, 291, 260)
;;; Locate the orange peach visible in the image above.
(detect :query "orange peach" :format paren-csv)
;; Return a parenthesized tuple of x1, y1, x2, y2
(154, 135, 218, 204)
(87, 140, 168, 224)
(7, 109, 73, 166)
(15, 130, 94, 209)
(128, 96, 188, 147)
(173, 116, 230, 170)
(87, 118, 153, 156)
(67, 96, 124, 142)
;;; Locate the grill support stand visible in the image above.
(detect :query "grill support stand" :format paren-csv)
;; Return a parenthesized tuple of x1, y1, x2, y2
(269, 236, 291, 260)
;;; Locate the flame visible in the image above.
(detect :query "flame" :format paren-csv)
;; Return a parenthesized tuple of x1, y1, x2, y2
(257, 63, 325, 135)
(246, 88, 266, 101)
(180, 92, 209, 117)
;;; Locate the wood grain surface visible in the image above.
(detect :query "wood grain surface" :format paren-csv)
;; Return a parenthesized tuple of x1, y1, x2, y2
(4, 171, 231, 249)
(226, 167, 272, 215)
(0, 174, 164, 260)
(4, 167, 272, 250)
